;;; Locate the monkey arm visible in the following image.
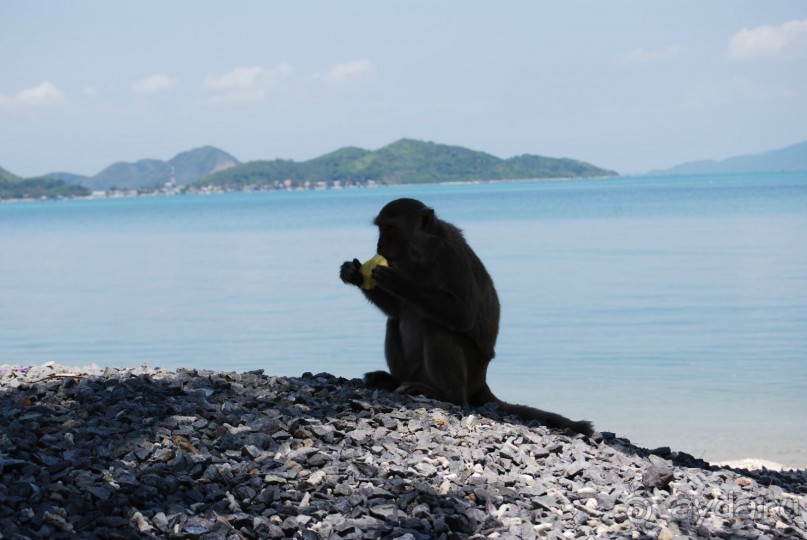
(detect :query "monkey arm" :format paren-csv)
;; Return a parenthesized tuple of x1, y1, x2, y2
(361, 287, 402, 318)
(372, 266, 474, 332)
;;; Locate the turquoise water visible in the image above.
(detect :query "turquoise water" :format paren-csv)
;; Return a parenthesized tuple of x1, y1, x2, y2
(2, 173, 806, 466)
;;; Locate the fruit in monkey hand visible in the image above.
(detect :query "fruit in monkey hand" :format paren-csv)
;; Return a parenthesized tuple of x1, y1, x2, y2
(360, 254, 388, 290)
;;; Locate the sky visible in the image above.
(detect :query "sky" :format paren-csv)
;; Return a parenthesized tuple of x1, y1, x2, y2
(2, 1, 807, 178)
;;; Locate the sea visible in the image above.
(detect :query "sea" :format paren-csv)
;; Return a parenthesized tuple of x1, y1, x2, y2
(1, 172, 806, 468)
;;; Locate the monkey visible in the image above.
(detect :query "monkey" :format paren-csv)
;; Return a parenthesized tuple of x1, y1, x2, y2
(340, 198, 593, 436)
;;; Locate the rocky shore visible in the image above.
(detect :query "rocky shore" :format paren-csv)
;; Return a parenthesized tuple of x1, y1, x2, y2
(1, 363, 805, 539)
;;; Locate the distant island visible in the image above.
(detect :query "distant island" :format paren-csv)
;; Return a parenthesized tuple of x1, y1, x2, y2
(1, 140, 616, 201)
(192, 139, 617, 191)
(5, 138, 807, 201)
(648, 141, 807, 176)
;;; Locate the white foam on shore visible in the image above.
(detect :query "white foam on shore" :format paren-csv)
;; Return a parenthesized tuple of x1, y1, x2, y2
(711, 458, 803, 472)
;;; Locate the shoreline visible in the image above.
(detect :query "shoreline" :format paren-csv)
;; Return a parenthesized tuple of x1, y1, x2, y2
(0, 174, 619, 204)
(711, 459, 803, 473)
(1, 363, 804, 538)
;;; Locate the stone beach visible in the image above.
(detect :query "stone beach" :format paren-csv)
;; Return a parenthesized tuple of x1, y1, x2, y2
(1, 363, 805, 539)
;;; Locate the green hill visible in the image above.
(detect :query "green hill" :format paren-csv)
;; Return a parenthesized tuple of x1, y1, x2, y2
(44, 172, 91, 185)
(0, 165, 90, 200)
(195, 139, 617, 188)
(85, 146, 240, 190)
(0, 166, 21, 183)
(2, 140, 616, 198)
(87, 159, 171, 190)
(168, 146, 241, 185)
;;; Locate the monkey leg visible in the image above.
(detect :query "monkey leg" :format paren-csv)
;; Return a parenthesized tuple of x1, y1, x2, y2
(384, 317, 423, 381)
(397, 325, 479, 406)
(364, 318, 418, 391)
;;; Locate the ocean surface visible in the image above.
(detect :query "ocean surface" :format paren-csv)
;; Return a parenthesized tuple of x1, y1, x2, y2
(2, 172, 806, 467)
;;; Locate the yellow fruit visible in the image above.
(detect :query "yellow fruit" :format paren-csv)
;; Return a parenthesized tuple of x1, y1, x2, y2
(360, 254, 388, 289)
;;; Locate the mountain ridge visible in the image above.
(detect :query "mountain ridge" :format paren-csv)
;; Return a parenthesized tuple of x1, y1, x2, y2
(0, 172, 90, 200)
(194, 138, 618, 188)
(1, 146, 239, 199)
(0, 166, 21, 183)
(649, 141, 807, 176)
(84, 146, 240, 190)
(5, 138, 807, 200)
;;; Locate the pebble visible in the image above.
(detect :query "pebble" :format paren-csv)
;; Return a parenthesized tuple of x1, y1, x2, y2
(1, 362, 805, 539)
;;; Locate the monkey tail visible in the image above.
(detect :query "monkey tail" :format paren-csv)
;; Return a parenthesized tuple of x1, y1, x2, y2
(473, 384, 594, 436)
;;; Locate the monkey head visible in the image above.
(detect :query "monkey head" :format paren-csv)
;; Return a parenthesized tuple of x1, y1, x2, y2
(373, 198, 436, 265)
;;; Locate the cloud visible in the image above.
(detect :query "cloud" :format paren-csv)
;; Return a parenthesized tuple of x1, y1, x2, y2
(205, 66, 266, 90)
(728, 19, 807, 61)
(131, 74, 178, 94)
(616, 46, 683, 66)
(0, 81, 67, 110)
(324, 60, 372, 83)
(203, 64, 290, 102)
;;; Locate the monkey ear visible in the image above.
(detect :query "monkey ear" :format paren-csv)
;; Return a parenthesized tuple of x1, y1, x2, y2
(420, 208, 435, 230)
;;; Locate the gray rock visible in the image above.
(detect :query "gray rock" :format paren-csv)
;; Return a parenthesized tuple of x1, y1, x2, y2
(1, 363, 804, 539)
(643, 463, 675, 491)
(565, 460, 587, 478)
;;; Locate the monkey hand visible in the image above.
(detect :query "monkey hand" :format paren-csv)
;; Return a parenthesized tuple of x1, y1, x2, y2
(339, 259, 363, 287)
(371, 265, 407, 293)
